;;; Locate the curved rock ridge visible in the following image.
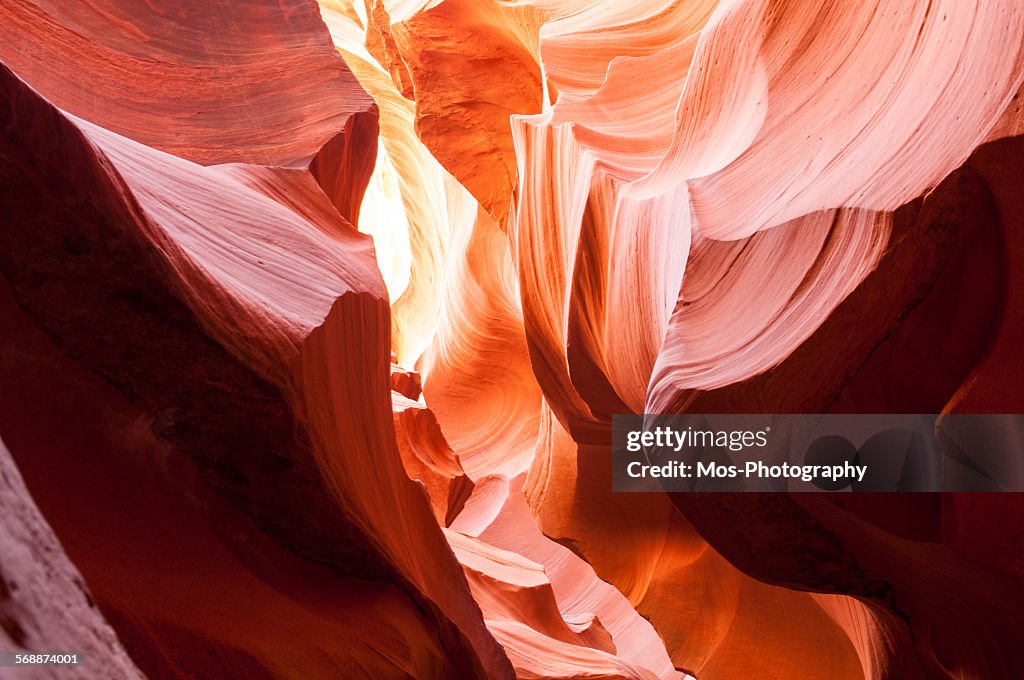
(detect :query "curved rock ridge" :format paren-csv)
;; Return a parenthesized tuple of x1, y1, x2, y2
(323, 2, 544, 482)
(4, 0, 1024, 679)
(0, 59, 509, 679)
(0, 0, 381, 225)
(472, 475, 687, 680)
(337, 0, 1024, 677)
(361, 0, 545, 225)
(506, 0, 1024, 433)
(321, 0, 474, 368)
(0, 0, 373, 167)
(1, 275, 501, 680)
(0, 437, 144, 680)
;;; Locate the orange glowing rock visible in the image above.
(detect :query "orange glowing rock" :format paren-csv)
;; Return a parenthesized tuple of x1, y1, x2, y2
(4, 0, 1024, 678)
(362, 0, 544, 225)
(0, 56, 509, 680)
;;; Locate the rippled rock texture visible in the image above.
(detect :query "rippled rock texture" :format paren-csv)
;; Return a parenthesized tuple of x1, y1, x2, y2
(1, 0, 1023, 678)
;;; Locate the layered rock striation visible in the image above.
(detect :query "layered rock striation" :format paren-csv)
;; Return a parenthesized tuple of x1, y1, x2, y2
(2, 1, 1024, 679)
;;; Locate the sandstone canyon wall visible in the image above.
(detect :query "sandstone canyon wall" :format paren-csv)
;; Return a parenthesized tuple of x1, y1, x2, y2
(1, 0, 1024, 678)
